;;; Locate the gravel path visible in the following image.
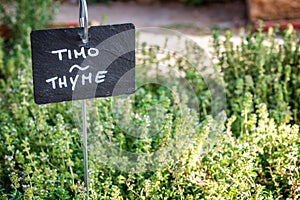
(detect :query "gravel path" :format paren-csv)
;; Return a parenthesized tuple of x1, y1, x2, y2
(56, 1, 246, 34)
(55, 1, 244, 52)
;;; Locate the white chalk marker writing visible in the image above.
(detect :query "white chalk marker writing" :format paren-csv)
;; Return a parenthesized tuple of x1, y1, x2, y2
(46, 71, 108, 90)
(51, 47, 100, 61)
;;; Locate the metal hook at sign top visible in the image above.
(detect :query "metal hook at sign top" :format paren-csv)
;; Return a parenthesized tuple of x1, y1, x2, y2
(79, 0, 89, 43)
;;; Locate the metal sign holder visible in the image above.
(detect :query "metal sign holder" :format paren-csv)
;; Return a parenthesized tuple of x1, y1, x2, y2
(79, 0, 89, 199)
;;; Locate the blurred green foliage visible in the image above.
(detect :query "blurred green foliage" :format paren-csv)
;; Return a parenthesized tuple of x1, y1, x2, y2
(213, 25, 300, 134)
(0, 0, 58, 78)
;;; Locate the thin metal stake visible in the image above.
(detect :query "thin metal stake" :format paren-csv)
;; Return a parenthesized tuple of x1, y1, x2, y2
(79, 0, 89, 199)
(82, 99, 89, 199)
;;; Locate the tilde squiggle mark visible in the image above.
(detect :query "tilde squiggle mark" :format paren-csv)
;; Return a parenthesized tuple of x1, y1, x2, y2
(69, 65, 90, 73)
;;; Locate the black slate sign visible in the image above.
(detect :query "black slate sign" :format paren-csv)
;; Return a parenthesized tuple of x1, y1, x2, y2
(31, 23, 135, 104)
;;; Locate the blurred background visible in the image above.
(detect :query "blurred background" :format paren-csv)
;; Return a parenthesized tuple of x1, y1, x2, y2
(1, 0, 300, 199)
(2, 0, 300, 40)
(57, 0, 247, 35)
(57, 0, 300, 33)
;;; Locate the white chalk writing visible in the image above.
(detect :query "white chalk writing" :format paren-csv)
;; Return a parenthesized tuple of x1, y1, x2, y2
(47, 46, 107, 91)
(46, 71, 107, 91)
(51, 47, 101, 61)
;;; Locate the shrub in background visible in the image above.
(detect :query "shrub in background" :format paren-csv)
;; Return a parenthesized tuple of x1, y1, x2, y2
(0, 0, 58, 41)
(213, 25, 300, 134)
(0, 0, 58, 78)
